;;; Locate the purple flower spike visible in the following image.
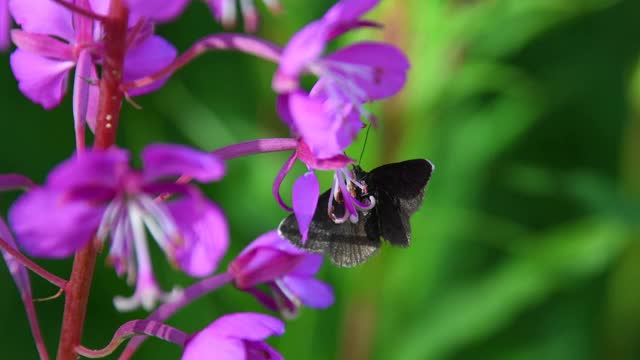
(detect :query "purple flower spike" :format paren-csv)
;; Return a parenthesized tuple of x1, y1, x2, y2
(272, 0, 409, 159)
(9, 144, 229, 312)
(183, 313, 284, 360)
(9, 0, 177, 135)
(229, 231, 334, 318)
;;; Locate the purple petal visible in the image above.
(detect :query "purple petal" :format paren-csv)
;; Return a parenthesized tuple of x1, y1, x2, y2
(47, 148, 129, 190)
(281, 276, 334, 308)
(73, 49, 92, 148)
(323, 0, 379, 25)
(123, 35, 177, 97)
(87, 0, 108, 17)
(322, 42, 410, 100)
(125, 18, 154, 50)
(87, 1, 139, 26)
(73, 0, 93, 44)
(9, 0, 74, 41)
(91, 0, 149, 26)
(208, 0, 224, 22)
(231, 247, 301, 288)
(0, 0, 9, 51)
(126, 0, 189, 22)
(295, 140, 353, 170)
(10, 49, 74, 109)
(237, 230, 301, 257)
(183, 334, 244, 360)
(292, 171, 319, 243)
(11, 30, 74, 61)
(168, 198, 228, 277)
(275, 94, 296, 132)
(288, 91, 362, 159)
(290, 252, 323, 276)
(230, 231, 304, 288)
(326, 20, 383, 42)
(9, 188, 104, 258)
(0, 174, 34, 192)
(0, 217, 32, 298)
(274, 20, 329, 91)
(85, 63, 99, 132)
(141, 144, 225, 183)
(246, 341, 283, 360)
(210, 312, 285, 340)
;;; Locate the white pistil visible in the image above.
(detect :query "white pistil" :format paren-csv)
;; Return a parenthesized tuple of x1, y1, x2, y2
(96, 200, 121, 241)
(137, 196, 180, 254)
(126, 202, 160, 311)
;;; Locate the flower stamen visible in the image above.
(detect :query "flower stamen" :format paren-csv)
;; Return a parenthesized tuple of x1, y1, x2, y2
(327, 168, 376, 224)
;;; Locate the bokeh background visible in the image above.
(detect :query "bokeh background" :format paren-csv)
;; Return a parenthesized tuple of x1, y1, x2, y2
(1, 0, 640, 359)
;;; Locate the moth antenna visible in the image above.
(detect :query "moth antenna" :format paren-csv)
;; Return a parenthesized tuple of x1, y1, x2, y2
(358, 124, 372, 165)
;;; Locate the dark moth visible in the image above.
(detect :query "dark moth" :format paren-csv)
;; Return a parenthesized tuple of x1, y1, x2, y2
(278, 159, 434, 267)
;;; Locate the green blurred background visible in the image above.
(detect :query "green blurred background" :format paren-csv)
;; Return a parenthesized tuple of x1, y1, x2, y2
(1, 0, 640, 358)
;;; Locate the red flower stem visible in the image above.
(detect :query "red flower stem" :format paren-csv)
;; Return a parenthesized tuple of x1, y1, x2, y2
(92, 6, 128, 150)
(0, 237, 67, 288)
(51, 0, 108, 22)
(121, 33, 282, 92)
(56, 1, 129, 359)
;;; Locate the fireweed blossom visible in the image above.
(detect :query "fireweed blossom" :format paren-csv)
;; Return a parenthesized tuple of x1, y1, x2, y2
(229, 230, 334, 318)
(9, 144, 229, 311)
(272, 140, 375, 241)
(182, 313, 284, 360)
(273, 0, 410, 159)
(9, 0, 176, 140)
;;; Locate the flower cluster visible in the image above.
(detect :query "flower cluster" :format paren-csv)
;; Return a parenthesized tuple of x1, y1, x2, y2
(9, 0, 177, 147)
(10, 144, 228, 310)
(0, 0, 410, 358)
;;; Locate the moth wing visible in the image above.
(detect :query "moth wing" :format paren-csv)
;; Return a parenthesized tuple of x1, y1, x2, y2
(375, 191, 412, 247)
(278, 191, 382, 267)
(367, 159, 433, 215)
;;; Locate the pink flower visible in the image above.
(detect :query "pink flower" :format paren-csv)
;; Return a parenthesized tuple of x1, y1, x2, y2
(273, 0, 409, 159)
(9, 144, 228, 311)
(182, 313, 284, 360)
(229, 231, 334, 318)
(9, 0, 176, 131)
